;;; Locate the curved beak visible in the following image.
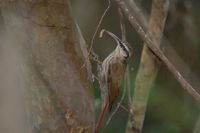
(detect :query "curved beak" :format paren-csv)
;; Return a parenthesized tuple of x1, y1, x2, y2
(100, 29, 121, 44)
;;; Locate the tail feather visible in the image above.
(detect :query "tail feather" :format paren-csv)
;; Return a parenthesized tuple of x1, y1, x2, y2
(95, 99, 109, 133)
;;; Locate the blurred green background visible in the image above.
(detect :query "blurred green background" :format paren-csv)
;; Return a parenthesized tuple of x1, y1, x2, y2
(70, 0, 200, 133)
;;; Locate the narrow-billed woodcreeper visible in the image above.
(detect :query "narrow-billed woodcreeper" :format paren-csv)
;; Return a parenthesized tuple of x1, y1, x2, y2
(95, 30, 132, 133)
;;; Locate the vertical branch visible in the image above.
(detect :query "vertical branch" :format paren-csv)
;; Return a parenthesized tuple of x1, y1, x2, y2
(118, 8, 126, 41)
(118, 7, 132, 107)
(126, 0, 169, 133)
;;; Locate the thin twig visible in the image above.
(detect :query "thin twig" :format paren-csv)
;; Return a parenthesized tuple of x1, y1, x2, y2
(126, 65, 132, 106)
(116, 0, 200, 103)
(118, 7, 132, 106)
(77, 24, 93, 80)
(119, 104, 129, 112)
(118, 8, 126, 41)
(89, 0, 111, 54)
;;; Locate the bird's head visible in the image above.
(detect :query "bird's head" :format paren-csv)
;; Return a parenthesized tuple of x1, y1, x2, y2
(100, 29, 132, 60)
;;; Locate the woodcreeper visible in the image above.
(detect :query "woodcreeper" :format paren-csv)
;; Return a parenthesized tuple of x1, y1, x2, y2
(95, 29, 132, 133)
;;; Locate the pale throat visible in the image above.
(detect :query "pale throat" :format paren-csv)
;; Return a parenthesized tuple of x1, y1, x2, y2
(114, 46, 128, 61)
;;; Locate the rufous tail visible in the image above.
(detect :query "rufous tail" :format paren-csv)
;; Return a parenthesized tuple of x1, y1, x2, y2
(95, 99, 109, 133)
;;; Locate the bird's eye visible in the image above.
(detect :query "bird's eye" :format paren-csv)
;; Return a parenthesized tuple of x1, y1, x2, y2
(119, 42, 130, 58)
(119, 42, 123, 46)
(120, 43, 126, 51)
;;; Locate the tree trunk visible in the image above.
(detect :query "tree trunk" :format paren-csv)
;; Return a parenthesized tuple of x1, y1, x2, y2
(0, 1, 94, 133)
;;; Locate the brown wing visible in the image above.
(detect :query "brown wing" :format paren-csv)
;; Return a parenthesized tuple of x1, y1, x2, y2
(107, 61, 125, 110)
(99, 68, 108, 109)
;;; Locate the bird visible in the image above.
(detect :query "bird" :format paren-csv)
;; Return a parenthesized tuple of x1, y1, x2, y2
(95, 29, 132, 133)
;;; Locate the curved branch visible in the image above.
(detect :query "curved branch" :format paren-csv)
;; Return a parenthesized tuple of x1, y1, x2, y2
(115, 0, 200, 104)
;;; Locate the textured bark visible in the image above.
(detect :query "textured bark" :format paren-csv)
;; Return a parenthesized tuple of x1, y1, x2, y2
(126, 0, 169, 133)
(0, 1, 94, 133)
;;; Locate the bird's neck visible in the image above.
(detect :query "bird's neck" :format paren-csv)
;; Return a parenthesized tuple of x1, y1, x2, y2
(113, 46, 126, 61)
